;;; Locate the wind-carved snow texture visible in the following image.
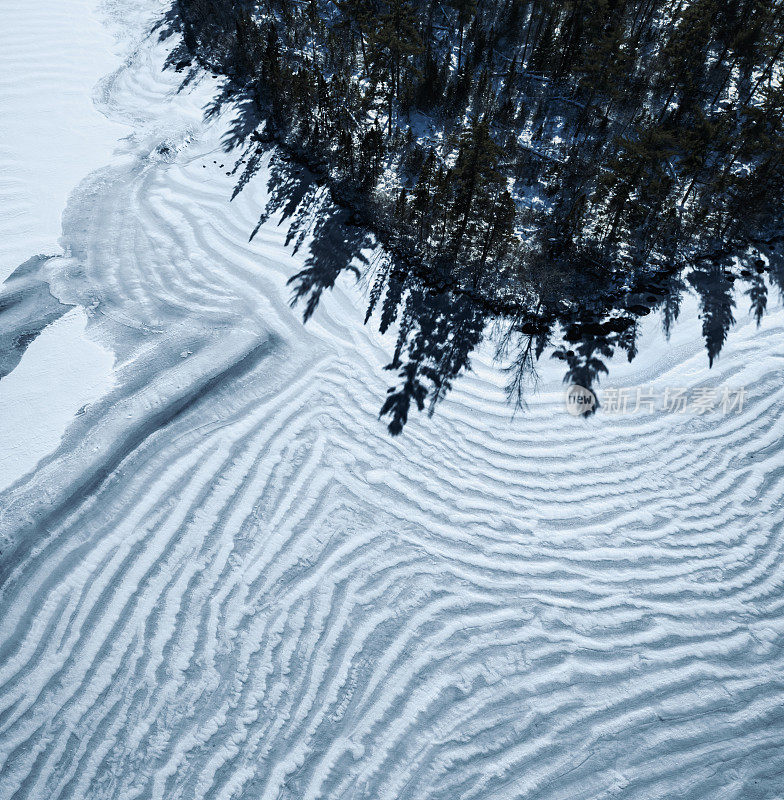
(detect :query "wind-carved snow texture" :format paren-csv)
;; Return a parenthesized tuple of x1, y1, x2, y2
(1, 2, 784, 799)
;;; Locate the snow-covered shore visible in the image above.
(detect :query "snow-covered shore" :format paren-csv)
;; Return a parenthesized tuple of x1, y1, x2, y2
(0, 1, 783, 799)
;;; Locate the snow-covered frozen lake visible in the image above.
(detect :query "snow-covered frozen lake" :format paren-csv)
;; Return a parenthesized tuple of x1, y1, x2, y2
(1, 2, 783, 799)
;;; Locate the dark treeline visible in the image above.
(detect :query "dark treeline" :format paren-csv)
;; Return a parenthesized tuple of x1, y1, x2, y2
(159, 0, 784, 432)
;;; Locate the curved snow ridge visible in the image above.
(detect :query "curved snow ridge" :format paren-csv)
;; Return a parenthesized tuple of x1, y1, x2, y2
(1, 4, 784, 800)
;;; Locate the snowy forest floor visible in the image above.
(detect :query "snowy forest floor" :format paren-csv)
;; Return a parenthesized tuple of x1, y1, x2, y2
(0, 1, 783, 799)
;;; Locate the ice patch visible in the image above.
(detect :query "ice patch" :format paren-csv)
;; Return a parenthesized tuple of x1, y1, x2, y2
(0, 306, 114, 492)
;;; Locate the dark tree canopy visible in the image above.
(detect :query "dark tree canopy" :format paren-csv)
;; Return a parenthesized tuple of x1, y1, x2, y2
(159, 0, 784, 432)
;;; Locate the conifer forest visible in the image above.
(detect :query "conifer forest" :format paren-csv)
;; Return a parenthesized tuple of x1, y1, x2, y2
(158, 0, 784, 430)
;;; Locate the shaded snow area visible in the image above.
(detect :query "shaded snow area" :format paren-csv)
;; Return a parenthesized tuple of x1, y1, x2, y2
(1, 2, 783, 799)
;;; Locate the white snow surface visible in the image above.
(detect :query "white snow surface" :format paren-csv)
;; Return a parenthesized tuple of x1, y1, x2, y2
(0, 2, 783, 800)
(0, 306, 115, 492)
